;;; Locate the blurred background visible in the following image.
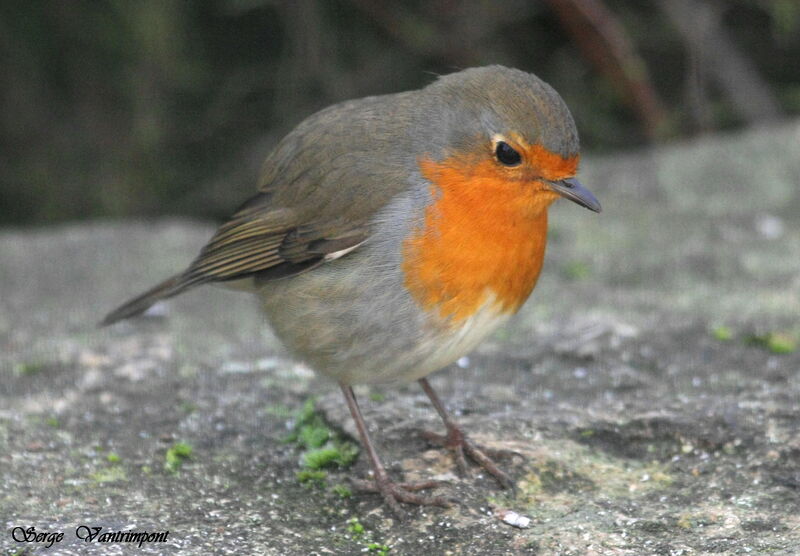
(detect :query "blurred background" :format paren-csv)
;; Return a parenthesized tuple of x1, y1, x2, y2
(2, 0, 799, 226)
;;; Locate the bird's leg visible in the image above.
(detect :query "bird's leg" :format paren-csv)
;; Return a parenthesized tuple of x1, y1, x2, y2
(418, 378, 515, 490)
(340, 384, 451, 516)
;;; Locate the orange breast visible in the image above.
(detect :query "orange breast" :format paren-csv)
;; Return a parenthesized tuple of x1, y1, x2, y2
(402, 147, 577, 324)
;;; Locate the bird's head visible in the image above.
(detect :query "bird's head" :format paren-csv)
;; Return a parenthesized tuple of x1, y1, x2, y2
(420, 65, 601, 214)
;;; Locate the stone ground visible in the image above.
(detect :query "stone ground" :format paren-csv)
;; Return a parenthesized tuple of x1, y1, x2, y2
(2, 120, 800, 555)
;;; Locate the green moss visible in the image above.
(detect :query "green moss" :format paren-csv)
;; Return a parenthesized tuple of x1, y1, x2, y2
(344, 518, 391, 553)
(90, 465, 127, 484)
(747, 331, 797, 354)
(283, 399, 320, 445)
(303, 448, 335, 469)
(303, 443, 358, 470)
(367, 542, 391, 554)
(45, 416, 60, 428)
(296, 469, 327, 485)
(765, 332, 796, 354)
(106, 452, 121, 463)
(297, 398, 317, 426)
(164, 441, 193, 473)
(299, 424, 330, 449)
(368, 392, 385, 402)
(332, 484, 352, 498)
(347, 517, 365, 538)
(13, 362, 46, 376)
(284, 398, 359, 486)
(711, 325, 733, 341)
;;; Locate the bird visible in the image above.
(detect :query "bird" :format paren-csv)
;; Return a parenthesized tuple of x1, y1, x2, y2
(102, 65, 601, 516)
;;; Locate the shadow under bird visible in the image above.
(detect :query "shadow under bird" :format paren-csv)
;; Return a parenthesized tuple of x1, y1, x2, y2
(102, 65, 601, 517)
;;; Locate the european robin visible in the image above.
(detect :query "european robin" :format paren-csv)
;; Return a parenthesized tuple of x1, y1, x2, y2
(103, 65, 601, 515)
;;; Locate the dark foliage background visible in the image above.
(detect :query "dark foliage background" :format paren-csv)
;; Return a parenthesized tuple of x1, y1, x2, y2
(1, 0, 798, 225)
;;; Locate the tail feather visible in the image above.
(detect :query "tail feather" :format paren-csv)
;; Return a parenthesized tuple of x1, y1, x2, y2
(100, 274, 195, 327)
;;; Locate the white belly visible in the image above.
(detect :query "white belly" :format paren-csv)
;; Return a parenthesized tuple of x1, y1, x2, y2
(386, 295, 510, 383)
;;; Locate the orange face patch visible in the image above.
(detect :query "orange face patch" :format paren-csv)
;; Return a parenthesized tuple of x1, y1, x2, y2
(402, 142, 579, 324)
(520, 141, 580, 181)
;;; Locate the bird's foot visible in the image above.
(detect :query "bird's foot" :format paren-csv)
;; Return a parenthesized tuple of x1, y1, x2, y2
(421, 425, 516, 491)
(351, 477, 452, 516)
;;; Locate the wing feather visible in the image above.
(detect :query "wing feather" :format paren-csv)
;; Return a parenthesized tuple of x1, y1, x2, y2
(102, 92, 414, 326)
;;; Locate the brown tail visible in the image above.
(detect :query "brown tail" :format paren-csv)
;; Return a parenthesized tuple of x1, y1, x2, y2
(100, 274, 196, 327)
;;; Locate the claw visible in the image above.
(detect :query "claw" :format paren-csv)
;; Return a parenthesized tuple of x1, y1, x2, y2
(420, 430, 470, 476)
(351, 478, 444, 493)
(352, 477, 451, 518)
(461, 438, 516, 491)
(418, 378, 517, 491)
(340, 384, 453, 517)
(422, 427, 515, 490)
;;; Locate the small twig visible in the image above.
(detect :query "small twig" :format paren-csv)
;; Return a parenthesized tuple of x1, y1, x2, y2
(546, 0, 668, 140)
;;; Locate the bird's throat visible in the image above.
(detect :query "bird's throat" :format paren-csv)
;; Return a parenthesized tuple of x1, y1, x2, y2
(402, 155, 552, 324)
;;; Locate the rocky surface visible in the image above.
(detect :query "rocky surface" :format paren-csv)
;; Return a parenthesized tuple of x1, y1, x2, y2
(2, 120, 800, 555)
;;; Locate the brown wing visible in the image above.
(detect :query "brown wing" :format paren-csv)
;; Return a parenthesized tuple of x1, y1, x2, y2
(182, 192, 368, 285)
(100, 192, 368, 326)
(101, 92, 413, 327)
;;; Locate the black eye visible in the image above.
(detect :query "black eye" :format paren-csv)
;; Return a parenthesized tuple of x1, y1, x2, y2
(495, 141, 521, 166)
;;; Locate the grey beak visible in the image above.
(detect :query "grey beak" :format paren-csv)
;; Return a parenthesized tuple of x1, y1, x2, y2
(548, 177, 602, 213)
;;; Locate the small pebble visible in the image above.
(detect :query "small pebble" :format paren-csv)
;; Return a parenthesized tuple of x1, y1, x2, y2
(495, 508, 531, 529)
